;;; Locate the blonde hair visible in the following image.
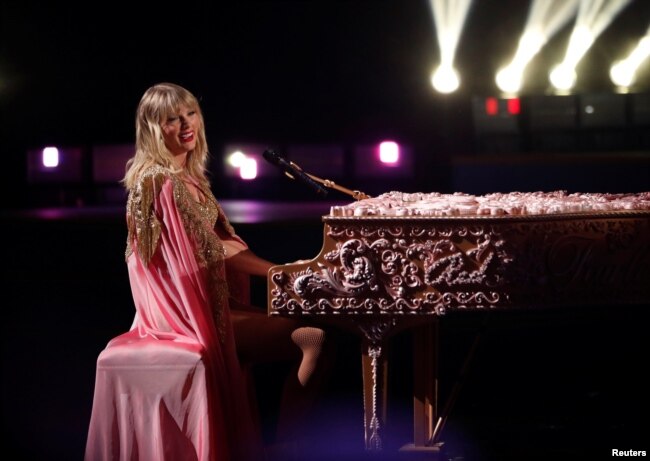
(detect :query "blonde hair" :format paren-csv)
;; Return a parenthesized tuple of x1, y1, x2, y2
(122, 82, 210, 190)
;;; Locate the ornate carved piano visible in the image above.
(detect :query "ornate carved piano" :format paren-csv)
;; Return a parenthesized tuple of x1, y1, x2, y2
(267, 191, 650, 452)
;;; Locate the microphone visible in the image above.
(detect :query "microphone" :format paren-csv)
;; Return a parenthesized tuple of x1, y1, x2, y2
(262, 149, 328, 196)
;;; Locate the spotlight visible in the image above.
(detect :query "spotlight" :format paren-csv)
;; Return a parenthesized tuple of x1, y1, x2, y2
(427, 0, 473, 94)
(227, 150, 247, 168)
(431, 65, 460, 93)
(610, 31, 650, 89)
(223, 144, 273, 179)
(549, 0, 632, 92)
(549, 63, 577, 91)
(495, 0, 579, 94)
(496, 65, 524, 94)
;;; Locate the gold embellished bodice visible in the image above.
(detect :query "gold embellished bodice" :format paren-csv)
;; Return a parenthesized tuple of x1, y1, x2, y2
(125, 165, 237, 265)
(125, 165, 236, 341)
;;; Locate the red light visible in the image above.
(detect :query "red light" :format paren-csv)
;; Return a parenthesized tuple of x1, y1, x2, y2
(507, 98, 520, 115)
(485, 97, 498, 116)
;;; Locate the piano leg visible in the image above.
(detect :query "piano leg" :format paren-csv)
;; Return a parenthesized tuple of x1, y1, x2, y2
(414, 321, 438, 446)
(358, 318, 440, 452)
(400, 320, 445, 453)
(361, 339, 388, 450)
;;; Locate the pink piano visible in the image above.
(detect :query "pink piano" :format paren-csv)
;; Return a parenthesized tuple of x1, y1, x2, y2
(267, 190, 650, 452)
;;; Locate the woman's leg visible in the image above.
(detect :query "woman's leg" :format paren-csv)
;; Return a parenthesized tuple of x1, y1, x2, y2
(231, 307, 300, 364)
(231, 307, 333, 442)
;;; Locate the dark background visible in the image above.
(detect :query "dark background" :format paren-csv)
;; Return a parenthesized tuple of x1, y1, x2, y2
(2, 1, 649, 460)
(2, 0, 650, 206)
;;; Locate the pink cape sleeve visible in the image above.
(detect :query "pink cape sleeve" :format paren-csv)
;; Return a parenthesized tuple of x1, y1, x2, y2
(85, 176, 263, 461)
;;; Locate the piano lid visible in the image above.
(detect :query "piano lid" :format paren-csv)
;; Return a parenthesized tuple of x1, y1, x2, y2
(327, 190, 650, 220)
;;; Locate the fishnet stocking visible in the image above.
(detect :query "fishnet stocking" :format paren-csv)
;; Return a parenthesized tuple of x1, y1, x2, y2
(290, 326, 326, 386)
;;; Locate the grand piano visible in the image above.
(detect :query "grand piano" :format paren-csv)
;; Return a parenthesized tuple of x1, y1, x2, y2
(267, 190, 650, 452)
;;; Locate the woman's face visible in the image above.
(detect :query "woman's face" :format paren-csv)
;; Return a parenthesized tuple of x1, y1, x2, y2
(161, 104, 199, 161)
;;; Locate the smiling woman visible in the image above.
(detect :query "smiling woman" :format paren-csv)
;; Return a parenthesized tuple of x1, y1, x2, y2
(161, 106, 199, 160)
(84, 82, 332, 461)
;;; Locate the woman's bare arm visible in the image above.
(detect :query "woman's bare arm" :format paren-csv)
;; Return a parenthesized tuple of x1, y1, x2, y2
(225, 249, 275, 277)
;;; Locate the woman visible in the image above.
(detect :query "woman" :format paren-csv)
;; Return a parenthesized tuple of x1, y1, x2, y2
(85, 82, 328, 461)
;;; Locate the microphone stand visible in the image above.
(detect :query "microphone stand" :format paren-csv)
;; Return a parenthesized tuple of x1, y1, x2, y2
(286, 160, 371, 201)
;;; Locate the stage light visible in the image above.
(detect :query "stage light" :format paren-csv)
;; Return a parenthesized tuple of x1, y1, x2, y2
(550, 26, 594, 91)
(610, 29, 650, 88)
(227, 150, 246, 168)
(223, 143, 274, 179)
(579, 93, 627, 127)
(239, 157, 257, 180)
(550, 0, 632, 92)
(496, 30, 549, 93)
(495, 0, 579, 94)
(496, 66, 524, 95)
(427, 0, 473, 94)
(485, 97, 498, 116)
(431, 64, 460, 93)
(378, 141, 399, 164)
(610, 61, 634, 88)
(550, 62, 577, 91)
(472, 97, 520, 135)
(42, 147, 59, 168)
(28, 146, 84, 183)
(354, 144, 413, 178)
(507, 98, 521, 115)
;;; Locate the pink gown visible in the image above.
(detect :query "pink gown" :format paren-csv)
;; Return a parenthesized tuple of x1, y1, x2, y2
(85, 165, 263, 461)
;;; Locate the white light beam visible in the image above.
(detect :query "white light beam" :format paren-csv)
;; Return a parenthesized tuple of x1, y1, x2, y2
(428, 0, 473, 93)
(496, 0, 580, 94)
(610, 27, 650, 88)
(550, 0, 633, 91)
